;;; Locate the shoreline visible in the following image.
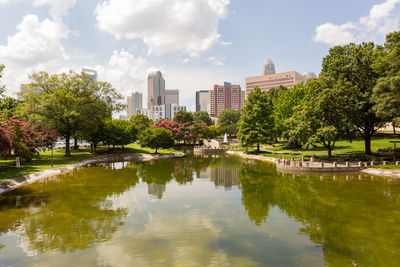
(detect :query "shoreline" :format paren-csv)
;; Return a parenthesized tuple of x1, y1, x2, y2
(227, 150, 400, 178)
(0, 152, 184, 196)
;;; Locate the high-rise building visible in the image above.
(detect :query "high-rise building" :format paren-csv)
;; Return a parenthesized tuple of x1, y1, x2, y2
(196, 90, 209, 112)
(82, 68, 98, 82)
(245, 57, 309, 94)
(127, 92, 143, 119)
(148, 70, 165, 110)
(207, 83, 243, 118)
(171, 104, 186, 120)
(165, 89, 179, 105)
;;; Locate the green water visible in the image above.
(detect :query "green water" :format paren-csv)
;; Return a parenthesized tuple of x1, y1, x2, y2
(0, 156, 399, 266)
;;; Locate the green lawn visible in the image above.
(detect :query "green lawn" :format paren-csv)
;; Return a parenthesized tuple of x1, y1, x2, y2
(235, 137, 400, 161)
(0, 144, 181, 182)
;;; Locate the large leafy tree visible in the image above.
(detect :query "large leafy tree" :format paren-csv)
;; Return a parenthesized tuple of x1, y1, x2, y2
(319, 42, 382, 155)
(193, 111, 213, 126)
(130, 114, 153, 136)
(238, 87, 275, 152)
(19, 71, 123, 156)
(139, 128, 175, 153)
(217, 109, 241, 137)
(173, 110, 194, 125)
(372, 31, 400, 121)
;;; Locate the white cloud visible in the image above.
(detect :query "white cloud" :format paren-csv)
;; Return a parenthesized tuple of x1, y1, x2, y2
(93, 49, 147, 97)
(207, 56, 224, 66)
(314, 0, 400, 46)
(95, 0, 230, 55)
(0, 0, 9, 4)
(33, 0, 76, 22)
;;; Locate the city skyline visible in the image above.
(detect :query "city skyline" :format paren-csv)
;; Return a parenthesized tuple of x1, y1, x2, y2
(1, 0, 400, 112)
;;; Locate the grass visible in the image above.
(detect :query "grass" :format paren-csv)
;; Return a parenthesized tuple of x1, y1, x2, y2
(0, 143, 181, 182)
(236, 137, 400, 162)
(369, 165, 400, 170)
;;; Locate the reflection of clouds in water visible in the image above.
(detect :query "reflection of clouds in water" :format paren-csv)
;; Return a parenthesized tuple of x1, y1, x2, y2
(95, 209, 258, 266)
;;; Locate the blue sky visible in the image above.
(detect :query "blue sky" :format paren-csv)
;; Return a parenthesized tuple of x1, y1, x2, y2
(0, 0, 399, 112)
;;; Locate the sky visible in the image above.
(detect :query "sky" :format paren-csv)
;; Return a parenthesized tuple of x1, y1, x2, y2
(0, 0, 399, 113)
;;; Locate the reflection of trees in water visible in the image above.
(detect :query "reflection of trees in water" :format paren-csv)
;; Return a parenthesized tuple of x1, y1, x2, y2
(239, 161, 400, 266)
(0, 165, 140, 253)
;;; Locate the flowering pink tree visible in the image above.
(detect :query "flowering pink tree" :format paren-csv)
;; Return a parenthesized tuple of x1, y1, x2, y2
(1, 116, 58, 161)
(153, 119, 185, 143)
(0, 126, 12, 158)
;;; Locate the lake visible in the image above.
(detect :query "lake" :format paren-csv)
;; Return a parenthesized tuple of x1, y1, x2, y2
(0, 155, 399, 266)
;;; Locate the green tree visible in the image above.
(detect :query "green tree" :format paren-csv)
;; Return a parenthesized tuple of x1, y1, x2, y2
(139, 128, 175, 153)
(104, 120, 137, 149)
(206, 125, 221, 139)
(372, 31, 400, 122)
(18, 71, 123, 156)
(130, 114, 153, 136)
(238, 87, 275, 152)
(173, 110, 194, 125)
(217, 109, 241, 137)
(320, 42, 383, 155)
(0, 64, 5, 95)
(271, 84, 305, 140)
(194, 111, 213, 126)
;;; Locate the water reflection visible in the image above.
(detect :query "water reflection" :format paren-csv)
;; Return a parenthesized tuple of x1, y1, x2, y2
(0, 156, 399, 266)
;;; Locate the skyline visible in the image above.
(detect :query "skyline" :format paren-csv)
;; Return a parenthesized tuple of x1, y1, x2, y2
(0, 0, 400, 111)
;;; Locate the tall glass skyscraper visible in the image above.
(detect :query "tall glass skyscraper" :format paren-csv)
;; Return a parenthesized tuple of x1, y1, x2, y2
(147, 71, 165, 110)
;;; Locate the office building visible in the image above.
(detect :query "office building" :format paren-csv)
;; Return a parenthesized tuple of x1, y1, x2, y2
(207, 83, 243, 118)
(82, 68, 98, 82)
(148, 70, 165, 110)
(196, 90, 209, 112)
(127, 92, 143, 119)
(137, 108, 151, 118)
(165, 89, 179, 105)
(245, 57, 312, 94)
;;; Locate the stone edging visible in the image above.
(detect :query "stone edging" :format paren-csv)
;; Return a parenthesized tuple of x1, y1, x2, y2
(227, 150, 400, 177)
(0, 153, 184, 196)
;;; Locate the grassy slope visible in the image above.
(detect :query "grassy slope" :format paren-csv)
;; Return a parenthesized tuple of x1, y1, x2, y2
(234, 138, 400, 162)
(0, 144, 180, 181)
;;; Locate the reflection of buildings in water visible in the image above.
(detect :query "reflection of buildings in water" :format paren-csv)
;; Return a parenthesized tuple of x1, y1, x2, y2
(147, 183, 166, 199)
(205, 166, 240, 190)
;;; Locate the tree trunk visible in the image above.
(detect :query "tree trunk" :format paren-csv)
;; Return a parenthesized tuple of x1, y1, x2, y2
(257, 143, 260, 153)
(65, 135, 71, 157)
(90, 144, 93, 152)
(94, 143, 97, 152)
(73, 136, 78, 150)
(364, 132, 372, 155)
(155, 147, 158, 154)
(328, 147, 332, 157)
(393, 122, 396, 135)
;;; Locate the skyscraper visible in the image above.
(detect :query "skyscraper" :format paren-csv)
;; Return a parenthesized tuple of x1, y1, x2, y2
(207, 83, 243, 118)
(148, 70, 165, 110)
(165, 89, 179, 105)
(196, 90, 209, 112)
(127, 92, 143, 119)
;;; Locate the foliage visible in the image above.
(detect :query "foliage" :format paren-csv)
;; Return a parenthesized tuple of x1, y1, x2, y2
(0, 126, 12, 158)
(139, 128, 175, 153)
(18, 71, 123, 156)
(1, 116, 58, 161)
(193, 111, 213, 126)
(173, 110, 194, 125)
(104, 120, 137, 148)
(206, 125, 221, 139)
(372, 31, 400, 121)
(0, 64, 5, 95)
(319, 42, 382, 155)
(238, 87, 275, 152)
(217, 109, 241, 136)
(152, 119, 183, 142)
(130, 114, 153, 135)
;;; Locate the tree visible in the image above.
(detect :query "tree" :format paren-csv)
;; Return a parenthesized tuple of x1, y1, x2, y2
(270, 84, 305, 140)
(0, 64, 5, 95)
(173, 110, 194, 125)
(152, 119, 184, 142)
(1, 116, 58, 161)
(206, 125, 220, 139)
(194, 111, 213, 126)
(238, 87, 275, 152)
(0, 97, 19, 120)
(130, 114, 153, 136)
(18, 71, 123, 156)
(104, 120, 137, 149)
(372, 31, 400, 122)
(218, 109, 241, 137)
(0, 126, 12, 158)
(139, 128, 175, 153)
(320, 42, 382, 155)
